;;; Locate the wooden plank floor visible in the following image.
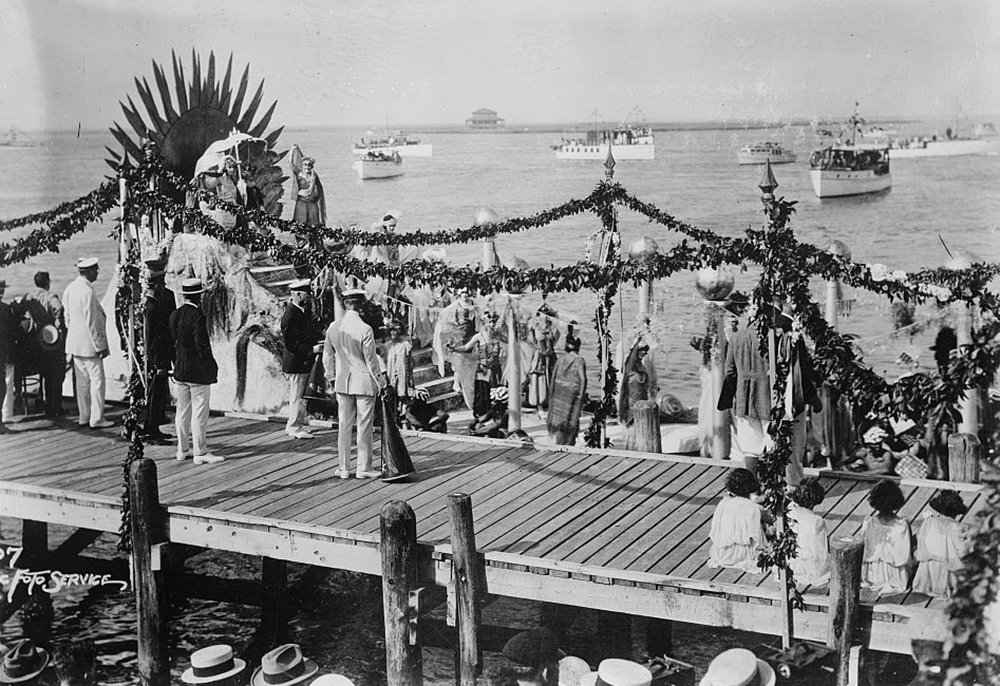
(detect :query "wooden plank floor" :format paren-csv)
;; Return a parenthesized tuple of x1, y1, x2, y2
(0, 410, 986, 622)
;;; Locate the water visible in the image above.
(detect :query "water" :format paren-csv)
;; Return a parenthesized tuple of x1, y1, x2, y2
(0, 123, 994, 684)
(1, 124, 998, 405)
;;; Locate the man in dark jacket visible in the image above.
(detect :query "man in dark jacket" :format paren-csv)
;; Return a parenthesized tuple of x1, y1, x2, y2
(281, 279, 319, 439)
(169, 278, 221, 464)
(22, 271, 67, 417)
(143, 258, 175, 443)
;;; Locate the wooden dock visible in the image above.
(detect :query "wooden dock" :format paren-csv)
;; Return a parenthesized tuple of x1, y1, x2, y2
(0, 412, 983, 656)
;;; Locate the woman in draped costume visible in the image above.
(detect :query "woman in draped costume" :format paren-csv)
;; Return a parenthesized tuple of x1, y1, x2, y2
(448, 310, 504, 417)
(527, 303, 560, 410)
(618, 338, 654, 426)
(290, 145, 327, 229)
(433, 290, 478, 410)
(546, 332, 587, 445)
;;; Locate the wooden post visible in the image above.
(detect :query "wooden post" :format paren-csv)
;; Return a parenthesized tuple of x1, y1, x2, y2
(507, 297, 522, 433)
(710, 303, 731, 460)
(482, 240, 496, 269)
(630, 399, 661, 453)
(381, 501, 422, 686)
(21, 520, 47, 567)
(448, 494, 483, 686)
(948, 433, 981, 483)
(638, 281, 651, 316)
(629, 616, 672, 661)
(128, 458, 169, 686)
(246, 557, 289, 666)
(955, 301, 979, 435)
(827, 536, 864, 686)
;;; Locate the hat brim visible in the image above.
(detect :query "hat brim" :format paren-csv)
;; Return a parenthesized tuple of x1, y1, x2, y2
(250, 660, 318, 686)
(697, 659, 775, 686)
(0, 649, 50, 683)
(181, 658, 247, 684)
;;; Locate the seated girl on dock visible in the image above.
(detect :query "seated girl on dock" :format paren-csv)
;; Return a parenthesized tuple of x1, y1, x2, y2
(913, 489, 970, 597)
(708, 468, 766, 574)
(786, 477, 831, 586)
(861, 479, 913, 595)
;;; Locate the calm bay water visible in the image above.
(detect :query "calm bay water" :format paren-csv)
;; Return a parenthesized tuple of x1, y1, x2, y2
(0, 122, 996, 684)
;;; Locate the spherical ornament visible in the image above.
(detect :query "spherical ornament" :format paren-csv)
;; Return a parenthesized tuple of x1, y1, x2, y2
(474, 207, 500, 227)
(825, 239, 852, 261)
(695, 266, 735, 301)
(627, 236, 661, 265)
(506, 255, 529, 271)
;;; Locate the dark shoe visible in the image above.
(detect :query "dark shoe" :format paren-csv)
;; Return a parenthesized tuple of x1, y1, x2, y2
(144, 434, 173, 446)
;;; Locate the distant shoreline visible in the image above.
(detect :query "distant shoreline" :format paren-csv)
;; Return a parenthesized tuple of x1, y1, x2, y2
(34, 117, 945, 137)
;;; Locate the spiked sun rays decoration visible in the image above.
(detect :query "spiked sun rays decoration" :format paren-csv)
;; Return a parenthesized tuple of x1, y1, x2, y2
(106, 50, 287, 215)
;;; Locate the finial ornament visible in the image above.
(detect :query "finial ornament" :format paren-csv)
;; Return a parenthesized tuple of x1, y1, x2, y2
(758, 158, 778, 194)
(604, 143, 616, 179)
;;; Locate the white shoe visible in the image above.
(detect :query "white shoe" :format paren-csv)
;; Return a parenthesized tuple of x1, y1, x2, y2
(337, 469, 351, 480)
(356, 469, 382, 479)
(90, 419, 115, 429)
(288, 429, 315, 439)
(194, 453, 225, 464)
(176, 450, 193, 461)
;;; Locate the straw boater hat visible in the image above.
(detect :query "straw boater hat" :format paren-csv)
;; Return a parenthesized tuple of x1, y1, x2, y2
(310, 676, 355, 686)
(580, 659, 652, 686)
(180, 278, 207, 296)
(76, 257, 99, 270)
(697, 648, 775, 686)
(490, 386, 509, 403)
(0, 639, 50, 683)
(250, 644, 318, 686)
(39, 324, 61, 351)
(181, 645, 246, 684)
(559, 656, 592, 686)
(341, 288, 366, 301)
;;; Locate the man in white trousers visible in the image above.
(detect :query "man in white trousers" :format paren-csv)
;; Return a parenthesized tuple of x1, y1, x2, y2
(323, 289, 387, 479)
(62, 257, 113, 429)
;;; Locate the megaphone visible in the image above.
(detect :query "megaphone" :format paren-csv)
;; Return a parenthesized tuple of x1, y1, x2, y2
(303, 356, 327, 401)
(379, 386, 416, 482)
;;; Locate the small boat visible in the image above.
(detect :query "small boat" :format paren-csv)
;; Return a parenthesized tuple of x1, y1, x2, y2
(353, 151, 404, 179)
(736, 142, 796, 165)
(352, 130, 432, 157)
(0, 126, 38, 148)
(809, 106, 891, 198)
(555, 108, 654, 160)
(884, 135, 1000, 159)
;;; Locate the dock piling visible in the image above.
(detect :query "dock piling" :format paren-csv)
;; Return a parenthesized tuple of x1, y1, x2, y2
(947, 433, 981, 483)
(827, 536, 864, 686)
(381, 500, 423, 686)
(448, 493, 483, 686)
(128, 457, 170, 686)
(629, 400, 661, 453)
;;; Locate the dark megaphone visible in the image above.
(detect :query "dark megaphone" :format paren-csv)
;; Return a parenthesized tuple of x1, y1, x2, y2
(303, 355, 327, 400)
(379, 386, 416, 482)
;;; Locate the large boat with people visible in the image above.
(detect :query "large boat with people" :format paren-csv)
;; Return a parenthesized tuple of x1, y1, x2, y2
(736, 142, 796, 165)
(352, 130, 432, 157)
(353, 150, 405, 179)
(809, 106, 891, 198)
(880, 133, 1000, 159)
(555, 108, 655, 160)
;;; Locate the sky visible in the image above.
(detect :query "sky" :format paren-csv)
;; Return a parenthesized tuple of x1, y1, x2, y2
(2, 0, 999, 131)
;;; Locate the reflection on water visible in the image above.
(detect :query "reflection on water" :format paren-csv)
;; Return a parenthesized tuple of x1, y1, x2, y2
(1, 521, 919, 685)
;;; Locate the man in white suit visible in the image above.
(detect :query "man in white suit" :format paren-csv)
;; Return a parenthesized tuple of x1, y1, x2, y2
(63, 257, 112, 429)
(323, 290, 387, 479)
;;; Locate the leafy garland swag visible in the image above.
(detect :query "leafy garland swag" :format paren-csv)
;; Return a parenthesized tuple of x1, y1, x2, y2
(3, 156, 1000, 676)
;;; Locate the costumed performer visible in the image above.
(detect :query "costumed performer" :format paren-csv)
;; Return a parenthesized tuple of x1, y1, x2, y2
(546, 331, 587, 445)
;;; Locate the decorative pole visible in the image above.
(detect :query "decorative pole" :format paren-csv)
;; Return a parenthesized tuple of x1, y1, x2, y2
(759, 160, 794, 651)
(119, 156, 138, 379)
(694, 267, 735, 460)
(597, 147, 618, 447)
(476, 207, 499, 270)
(823, 240, 851, 467)
(946, 250, 981, 435)
(507, 293, 522, 433)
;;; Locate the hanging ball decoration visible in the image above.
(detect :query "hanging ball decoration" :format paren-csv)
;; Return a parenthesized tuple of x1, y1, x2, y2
(627, 236, 661, 265)
(474, 207, 501, 227)
(946, 249, 985, 289)
(695, 266, 735, 301)
(824, 239, 852, 261)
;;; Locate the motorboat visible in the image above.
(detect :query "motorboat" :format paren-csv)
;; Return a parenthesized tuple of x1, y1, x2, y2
(736, 142, 796, 165)
(555, 124, 655, 160)
(883, 135, 1000, 159)
(809, 106, 891, 198)
(352, 130, 432, 157)
(353, 151, 404, 179)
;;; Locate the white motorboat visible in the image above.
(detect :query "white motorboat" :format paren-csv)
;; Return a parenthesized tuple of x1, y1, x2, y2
(885, 136, 1000, 159)
(555, 124, 655, 160)
(353, 131, 432, 157)
(808, 105, 892, 198)
(736, 142, 796, 165)
(353, 151, 404, 179)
